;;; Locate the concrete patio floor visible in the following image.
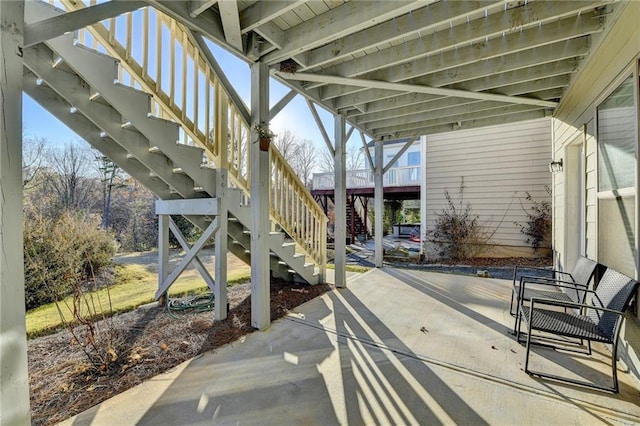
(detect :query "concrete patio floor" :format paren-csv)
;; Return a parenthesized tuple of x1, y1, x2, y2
(62, 268, 640, 425)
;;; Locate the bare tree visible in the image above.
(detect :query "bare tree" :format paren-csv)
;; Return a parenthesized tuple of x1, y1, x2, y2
(292, 140, 316, 187)
(43, 142, 100, 214)
(22, 135, 48, 189)
(318, 145, 365, 173)
(96, 155, 128, 229)
(272, 129, 298, 161)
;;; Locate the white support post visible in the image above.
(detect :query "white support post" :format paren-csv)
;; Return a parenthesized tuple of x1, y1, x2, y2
(250, 61, 270, 330)
(334, 114, 347, 288)
(215, 169, 228, 321)
(374, 139, 384, 268)
(158, 214, 170, 299)
(0, 1, 30, 424)
(420, 135, 428, 257)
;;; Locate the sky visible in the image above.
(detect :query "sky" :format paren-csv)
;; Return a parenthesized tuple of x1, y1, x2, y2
(22, 34, 360, 167)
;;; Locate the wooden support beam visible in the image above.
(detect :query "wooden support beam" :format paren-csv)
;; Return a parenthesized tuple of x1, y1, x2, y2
(334, 114, 347, 288)
(277, 71, 558, 108)
(361, 131, 374, 171)
(306, 98, 334, 156)
(158, 214, 170, 299)
(419, 136, 427, 256)
(345, 125, 355, 143)
(24, 0, 145, 47)
(262, 0, 424, 65)
(189, 0, 217, 18)
(156, 198, 218, 215)
(374, 139, 384, 268)
(239, 0, 307, 34)
(218, 0, 243, 51)
(168, 217, 216, 292)
(155, 218, 219, 299)
(270, 89, 296, 120)
(0, 2, 30, 423)
(314, 2, 604, 80)
(383, 135, 417, 175)
(250, 61, 270, 330)
(215, 169, 228, 321)
(301, 0, 502, 71)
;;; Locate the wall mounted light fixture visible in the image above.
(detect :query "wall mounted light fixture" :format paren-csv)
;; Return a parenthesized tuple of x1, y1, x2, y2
(549, 158, 563, 173)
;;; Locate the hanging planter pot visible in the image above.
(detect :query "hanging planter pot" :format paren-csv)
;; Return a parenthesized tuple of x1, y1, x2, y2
(254, 123, 275, 152)
(259, 137, 271, 151)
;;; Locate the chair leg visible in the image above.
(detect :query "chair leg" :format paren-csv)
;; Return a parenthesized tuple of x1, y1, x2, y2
(612, 340, 619, 393)
(524, 310, 533, 373)
(510, 288, 516, 316)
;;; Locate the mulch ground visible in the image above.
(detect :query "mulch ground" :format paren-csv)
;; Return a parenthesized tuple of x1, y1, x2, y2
(427, 256, 552, 267)
(28, 280, 331, 425)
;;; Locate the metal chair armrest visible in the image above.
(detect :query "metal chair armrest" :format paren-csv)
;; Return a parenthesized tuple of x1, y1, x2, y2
(513, 265, 558, 285)
(529, 297, 625, 317)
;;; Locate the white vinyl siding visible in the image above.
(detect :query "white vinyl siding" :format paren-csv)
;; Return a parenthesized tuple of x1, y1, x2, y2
(585, 128, 598, 260)
(550, 0, 640, 385)
(553, 1, 640, 276)
(425, 118, 552, 250)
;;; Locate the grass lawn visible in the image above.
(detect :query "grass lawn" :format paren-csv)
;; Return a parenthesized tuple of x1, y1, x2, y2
(26, 262, 251, 338)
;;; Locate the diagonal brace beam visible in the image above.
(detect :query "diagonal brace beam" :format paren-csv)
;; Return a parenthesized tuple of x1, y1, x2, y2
(383, 135, 417, 174)
(270, 89, 296, 120)
(24, 0, 146, 47)
(155, 218, 219, 299)
(361, 131, 374, 170)
(168, 217, 216, 292)
(306, 98, 334, 156)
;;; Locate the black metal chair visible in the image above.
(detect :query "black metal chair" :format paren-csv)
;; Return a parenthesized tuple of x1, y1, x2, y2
(520, 268, 639, 393)
(511, 256, 598, 336)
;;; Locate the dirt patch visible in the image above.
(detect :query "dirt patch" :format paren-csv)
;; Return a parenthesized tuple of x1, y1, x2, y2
(28, 280, 331, 425)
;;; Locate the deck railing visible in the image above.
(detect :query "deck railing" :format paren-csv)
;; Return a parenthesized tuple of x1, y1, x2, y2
(50, 0, 326, 268)
(312, 166, 421, 190)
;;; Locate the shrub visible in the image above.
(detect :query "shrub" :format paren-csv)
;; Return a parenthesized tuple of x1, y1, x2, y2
(515, 186, 552, 251)
(23, 211, 117, 309)
(427, 178, 491, 260)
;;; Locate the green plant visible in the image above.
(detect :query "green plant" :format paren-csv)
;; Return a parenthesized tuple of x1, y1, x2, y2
(23, 210, 117, 309)
(254, 122, 276, 139)
(515, 186, 552, 251)
(383, 200, 403, 233)
(427, 177, 491, 260)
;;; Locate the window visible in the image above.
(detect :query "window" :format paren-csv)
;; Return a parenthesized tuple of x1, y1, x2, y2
(407, 151, 420, 166)
(386, 154, 398, 169)
(598, 76, 635, 191)
(597, 74, 637, 276)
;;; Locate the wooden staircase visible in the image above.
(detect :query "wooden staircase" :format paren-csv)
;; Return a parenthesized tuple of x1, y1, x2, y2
(24, 0, 326, 292)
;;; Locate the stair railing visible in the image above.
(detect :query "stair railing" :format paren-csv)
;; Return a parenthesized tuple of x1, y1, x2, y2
(48, 0, 326, 269)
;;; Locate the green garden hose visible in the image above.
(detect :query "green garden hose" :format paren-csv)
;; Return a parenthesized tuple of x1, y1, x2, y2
(164, 292, 215, 319)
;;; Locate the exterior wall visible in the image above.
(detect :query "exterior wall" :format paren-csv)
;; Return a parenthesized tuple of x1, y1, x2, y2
(552, 0, 640, 380)
(424, 118, 552, 258)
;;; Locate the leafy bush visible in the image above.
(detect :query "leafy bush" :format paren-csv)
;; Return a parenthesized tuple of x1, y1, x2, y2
(427, 178, 491, 260)
(515, 186, 552, 251)
(23, 211, 117, 309)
